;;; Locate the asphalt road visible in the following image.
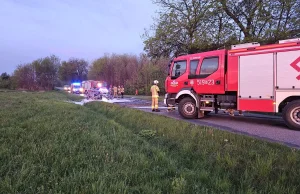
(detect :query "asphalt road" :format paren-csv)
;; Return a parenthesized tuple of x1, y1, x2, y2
(115, 97, 300, 149)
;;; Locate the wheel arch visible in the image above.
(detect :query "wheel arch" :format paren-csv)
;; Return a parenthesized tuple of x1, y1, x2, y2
(175, 89, 199, 108)
(278, 96, 300, 113)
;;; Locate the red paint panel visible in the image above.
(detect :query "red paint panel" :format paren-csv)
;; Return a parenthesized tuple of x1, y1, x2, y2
(226, 56, 238, 91)
(238, 99, 275, 112)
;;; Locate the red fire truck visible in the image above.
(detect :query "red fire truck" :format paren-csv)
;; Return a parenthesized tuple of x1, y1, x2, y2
(81, 80, 108, 94)
(164, 38, 300, 130)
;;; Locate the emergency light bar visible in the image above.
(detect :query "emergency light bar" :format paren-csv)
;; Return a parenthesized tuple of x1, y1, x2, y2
(72, 83, 81, 86)
(278, 38, 300, 44)
(231, 42, 260, 50)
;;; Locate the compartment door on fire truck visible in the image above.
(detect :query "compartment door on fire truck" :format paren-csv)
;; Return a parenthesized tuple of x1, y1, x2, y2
(192, 53, 225, 94)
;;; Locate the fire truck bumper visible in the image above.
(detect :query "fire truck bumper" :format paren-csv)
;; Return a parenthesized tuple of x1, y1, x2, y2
(164, 93, 176, 106)
(164, 94, 167, 106)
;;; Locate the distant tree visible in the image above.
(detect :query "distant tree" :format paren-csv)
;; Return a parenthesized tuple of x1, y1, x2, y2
(59, 58, 88, 83)
(11, 55, 60, 90)
(218, 0, 300, 43)
(1, 72, 10, 80)
(143, 0, 236, 58)
(0, 72, 11, 89)
(143, 0, 300, 58)
(88, 53, 168, 95)
(33, 55, 61, 90)
(88, 56, 109, 82)
(13, 63, 36, 90)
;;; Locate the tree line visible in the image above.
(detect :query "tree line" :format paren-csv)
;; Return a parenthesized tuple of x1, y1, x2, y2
(0, 54, 169, 95)
(1, 0, 299, 93)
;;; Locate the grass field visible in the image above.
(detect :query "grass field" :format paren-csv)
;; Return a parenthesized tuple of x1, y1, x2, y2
(1, 91, 300, 193)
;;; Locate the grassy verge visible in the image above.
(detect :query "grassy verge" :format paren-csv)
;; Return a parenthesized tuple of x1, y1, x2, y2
(126, 95, 164, 102)
(1, 91, 300, 193)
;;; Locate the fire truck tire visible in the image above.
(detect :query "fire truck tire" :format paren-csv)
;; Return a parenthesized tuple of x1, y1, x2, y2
(282, 100, 300, 130)
(178, 97, 198, 119)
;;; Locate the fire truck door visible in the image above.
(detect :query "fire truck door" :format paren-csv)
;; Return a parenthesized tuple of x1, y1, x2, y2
(192, 55, 225, 94)
(168, 58, 189, 94)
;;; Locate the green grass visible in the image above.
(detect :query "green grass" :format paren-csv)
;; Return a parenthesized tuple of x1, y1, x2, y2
(1, 91, 300, 193)
(126, 95, 164, 102)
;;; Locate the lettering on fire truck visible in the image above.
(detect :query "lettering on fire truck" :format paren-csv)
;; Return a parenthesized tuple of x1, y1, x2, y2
(197, 79, 215, 85)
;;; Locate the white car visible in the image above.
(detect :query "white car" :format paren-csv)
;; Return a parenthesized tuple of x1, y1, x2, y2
(99, 87, 108, 94)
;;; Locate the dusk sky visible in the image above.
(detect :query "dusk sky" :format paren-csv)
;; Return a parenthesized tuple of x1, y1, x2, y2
(0, 0, 158, 74)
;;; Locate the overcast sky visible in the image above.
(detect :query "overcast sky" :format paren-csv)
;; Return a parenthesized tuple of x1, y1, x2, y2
(0, 0, 158, 74)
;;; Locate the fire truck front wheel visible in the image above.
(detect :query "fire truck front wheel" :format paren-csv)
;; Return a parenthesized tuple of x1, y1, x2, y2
(178, 97, 198, 119)
(283, 100, 300, 130)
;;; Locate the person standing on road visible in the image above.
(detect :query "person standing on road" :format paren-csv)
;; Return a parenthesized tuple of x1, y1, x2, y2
(121, 85, 125, 98)
(113, 85, 118, 98)
(150, 80, 160, 112)
(117, 86, 121, 98)
(108, 85, 113, 99)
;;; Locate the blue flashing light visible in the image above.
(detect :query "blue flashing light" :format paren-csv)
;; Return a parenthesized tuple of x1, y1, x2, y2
(72, 82, 81, 86)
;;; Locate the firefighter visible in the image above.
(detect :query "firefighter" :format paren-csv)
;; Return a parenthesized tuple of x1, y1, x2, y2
(121, 85, 125, 98)
(113, 85, 118, 98)
(117, 86, 121, 98)
(108, 85, 112, 96)
(150, 80, 160, 112)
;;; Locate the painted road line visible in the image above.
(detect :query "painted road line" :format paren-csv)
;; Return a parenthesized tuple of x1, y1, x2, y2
(132, 106, 177, 109)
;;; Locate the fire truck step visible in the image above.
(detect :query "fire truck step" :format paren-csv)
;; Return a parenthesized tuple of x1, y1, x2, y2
(200, 107, 214, 111)
(200, 99, 214, 102)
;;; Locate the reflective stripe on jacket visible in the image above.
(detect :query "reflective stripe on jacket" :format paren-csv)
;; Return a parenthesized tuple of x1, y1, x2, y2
(150, 85, 160, 97)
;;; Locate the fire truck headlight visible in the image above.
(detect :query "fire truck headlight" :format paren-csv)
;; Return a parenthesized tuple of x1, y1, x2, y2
(80, 88, 83, 92)
(97, 83, 102, 87)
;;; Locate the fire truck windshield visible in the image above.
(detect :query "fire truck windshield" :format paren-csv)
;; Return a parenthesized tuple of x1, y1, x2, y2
(171, 61, 187, 78)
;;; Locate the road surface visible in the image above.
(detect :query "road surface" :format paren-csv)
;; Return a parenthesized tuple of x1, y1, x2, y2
(114, 97, 300, 149)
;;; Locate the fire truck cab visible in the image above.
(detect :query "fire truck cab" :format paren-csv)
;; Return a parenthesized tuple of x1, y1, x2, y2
(70, 82, 83, 94)
(164, 38, 300, 130)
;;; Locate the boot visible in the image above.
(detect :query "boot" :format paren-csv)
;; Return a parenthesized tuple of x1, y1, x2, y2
(155, 109, 160, 112)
